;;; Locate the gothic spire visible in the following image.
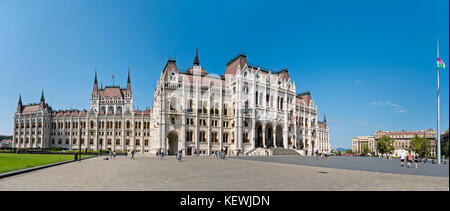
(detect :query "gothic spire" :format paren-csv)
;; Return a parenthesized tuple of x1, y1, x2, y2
(127, 67, 131, 83)
(193, 48, 200, 66)
(93, 71, 98, 93)
(17, 94, 22, 113)
(40, 90, 45, 102)
(126, 68, 132, 92)
(324, 114, 327, 122)
(94, 70, 98, 84)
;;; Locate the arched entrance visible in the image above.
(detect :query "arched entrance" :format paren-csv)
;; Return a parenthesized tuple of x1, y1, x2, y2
(276, 126, 283, 148)
(266, 125, 273, 148)
(255, 123, 263, 147)
(167, 132, 178, 156)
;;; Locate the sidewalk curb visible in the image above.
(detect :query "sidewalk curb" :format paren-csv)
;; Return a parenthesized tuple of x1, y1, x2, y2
(0, 155, 98, 179)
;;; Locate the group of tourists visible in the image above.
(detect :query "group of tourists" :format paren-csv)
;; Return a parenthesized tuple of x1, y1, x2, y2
(380, 153, 394, 160)
(214, 149, 226, 160)
(156, 150, 165, 160)
(104, 149, 135, 160)
(315, 150, 330, 160)
(399, 151, 419, 168)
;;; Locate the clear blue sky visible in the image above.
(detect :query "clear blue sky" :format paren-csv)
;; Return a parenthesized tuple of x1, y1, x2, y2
(0, 0, 448, 149)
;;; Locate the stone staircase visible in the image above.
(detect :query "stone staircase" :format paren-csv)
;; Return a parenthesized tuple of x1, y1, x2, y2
(271, 147, 300, 155)
(245, 148, 271, 156)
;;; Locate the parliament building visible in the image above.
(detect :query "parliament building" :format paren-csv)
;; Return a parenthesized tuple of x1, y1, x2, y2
(12, 50, 330, 156)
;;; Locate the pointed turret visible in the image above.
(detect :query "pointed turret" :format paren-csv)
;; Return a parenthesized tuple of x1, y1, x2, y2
(193, 48, 200, 66)
(39, 90, 46, 109)
(40, 90, 45, 103)
(126, 68, 132, 92)
(93, 71, 98, 93)
(17, 94, 22, 113)
(323, 114, 327, 128)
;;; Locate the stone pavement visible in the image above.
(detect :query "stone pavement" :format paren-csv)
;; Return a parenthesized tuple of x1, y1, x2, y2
(0, 156, 448, 191)
(236, 156, 449, 177)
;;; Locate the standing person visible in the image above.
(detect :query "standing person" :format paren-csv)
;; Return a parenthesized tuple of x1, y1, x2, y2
(400, 151, 406, 167)
(131, 150, 135, 160)
(407, 153, 412, 168)
(113, 151, 116, 159)
(109, 150, 112, 159)
(222, 149, 226, 160)
(315, 150, 319, 160)
(414, 153, 419, 168)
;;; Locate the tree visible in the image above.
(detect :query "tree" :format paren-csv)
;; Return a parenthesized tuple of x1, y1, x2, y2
(376, 135, 395, 154)
(441, 141, 448, 158)
(361, 144, 369, 156)
(409, 135, 431, 158)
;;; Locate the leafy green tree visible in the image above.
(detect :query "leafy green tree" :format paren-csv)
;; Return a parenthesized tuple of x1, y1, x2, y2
(409, 135, 431, 158)
(376, 135, 395, 154)
(441, 141, 448, 158)
(361, 144, 369, 156)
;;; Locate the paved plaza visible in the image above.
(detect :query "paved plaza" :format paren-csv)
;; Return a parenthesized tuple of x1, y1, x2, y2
(0, 155, 448, 191)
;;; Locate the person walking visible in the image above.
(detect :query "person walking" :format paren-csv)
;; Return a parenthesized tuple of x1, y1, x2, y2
(400, 151, 406, 167)
(113, 151, 116, 159)
(315, 150, 319, 160)
(131, 150, 135, 160)
(414, 153, 419, 168)
(222, 149, 226, 160)
(407, 153, 412, 168)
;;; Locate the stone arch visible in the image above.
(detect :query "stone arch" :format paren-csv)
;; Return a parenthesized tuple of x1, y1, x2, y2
(276, 125, 283, 148)
(167, 131, 179, 156)
(265, 123, 274, 148)
(255, 121, 264, 148)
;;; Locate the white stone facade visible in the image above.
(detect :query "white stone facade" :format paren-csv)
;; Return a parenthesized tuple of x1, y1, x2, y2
(12, 51, 330, 156)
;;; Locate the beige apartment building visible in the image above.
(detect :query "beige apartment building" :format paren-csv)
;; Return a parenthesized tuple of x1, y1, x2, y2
(352, 129, 436, 156)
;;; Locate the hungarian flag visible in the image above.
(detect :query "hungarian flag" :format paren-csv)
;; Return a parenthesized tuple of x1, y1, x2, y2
(437, 57, 445, 69)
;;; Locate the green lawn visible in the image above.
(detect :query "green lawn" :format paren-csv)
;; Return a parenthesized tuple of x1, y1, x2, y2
(0, 153, 81, 174)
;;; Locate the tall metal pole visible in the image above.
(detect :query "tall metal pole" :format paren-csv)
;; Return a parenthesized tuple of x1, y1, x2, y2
(437, 39, 441, 164)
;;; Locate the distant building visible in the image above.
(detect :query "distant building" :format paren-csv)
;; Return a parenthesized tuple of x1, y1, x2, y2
(441, 128, 449, 144)
(352, 136, 376, 154)
(374, 129, 436, 156)
(0, 139, 12, 148)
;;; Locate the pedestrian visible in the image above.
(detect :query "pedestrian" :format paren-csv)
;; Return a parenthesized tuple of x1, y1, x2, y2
(113, 151, 116, 158)
(178, 150, 183, 162)
(400, 151, 406, 167)
(109, 150, 112, 159)
(222, 149, 226, 160)
(131, 150, 135, 160)
(125, 151, 128, 157)
(315, 150, 319, 159)
(407, 153, 412, 168)
(414, 153, 419, 168)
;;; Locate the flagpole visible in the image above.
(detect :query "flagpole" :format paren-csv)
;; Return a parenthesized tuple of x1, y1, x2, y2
(437, 39, 441, 164)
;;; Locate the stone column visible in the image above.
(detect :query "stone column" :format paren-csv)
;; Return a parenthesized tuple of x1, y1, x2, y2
(273, 128, 276, 148)
(262, 124, 266, 148)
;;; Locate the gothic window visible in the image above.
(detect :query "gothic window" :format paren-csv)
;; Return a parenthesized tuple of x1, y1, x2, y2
(211, 132, 218, 143)
(117, 106, 122, 114)
(101, 106, 106, 114)
(108, 106, 114, 114)
(199, 131, 206, 142)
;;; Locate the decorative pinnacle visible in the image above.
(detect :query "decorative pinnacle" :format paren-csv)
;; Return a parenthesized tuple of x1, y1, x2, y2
(193, 48, 200, 66)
